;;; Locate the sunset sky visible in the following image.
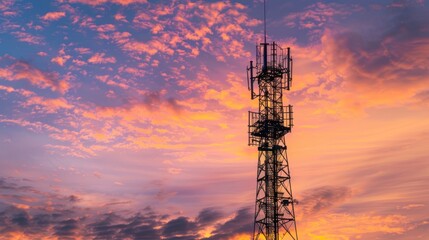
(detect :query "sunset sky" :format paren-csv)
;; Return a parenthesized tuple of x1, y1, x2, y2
(0, 0, 428, 239)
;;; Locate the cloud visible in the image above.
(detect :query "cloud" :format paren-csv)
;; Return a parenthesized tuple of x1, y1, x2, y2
(122, 39, 174, 56)
(54, 219, 81, 237)
(0, 177, 253, 239)
(0, 84, 34, 97)
(88, 53, 116, 64)
(68, 0, 147, 5)
(3, 86, 215, 157)
(0, 118, 61, 134)
(72, 59, 86, 66)
(114, 13, 128, 22)
(284, 2, 359, 31)
(298, 213, 408, 240)
(74, 47, 91, 54)
(298, 186, 352, 217)
(37, 52, 47, 57)
(114, 1, 258, 61)
(0, 0, 15, 11)
(40, 11, 66, 21)
(0, 60, 70, 94)
(95, 75, 129, 89)
(196, 208, 224, 226)
(96, 23, 116, 32)
(319, 3, 429, 109)
(162, 216, 198, 238)
(88, 211, 162, 239)
(12, 32, 44, 45)
(0, 0, 17, 17)
(283, 2, 429, 120)
(23, 96, 73, 113)
(51, 48, 71, 66)
(203, 72, 250, 110)
(203, 207, 253, 240)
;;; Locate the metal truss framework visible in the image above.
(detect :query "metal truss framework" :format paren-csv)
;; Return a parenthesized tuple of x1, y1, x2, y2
(247, 42, 298, 240)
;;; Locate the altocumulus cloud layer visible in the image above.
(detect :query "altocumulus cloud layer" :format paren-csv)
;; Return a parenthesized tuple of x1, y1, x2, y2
(0, 0, 429, 239)
(0, 177, 252, 239)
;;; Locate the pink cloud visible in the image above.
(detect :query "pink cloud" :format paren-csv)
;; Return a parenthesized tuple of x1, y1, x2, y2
(40, 11, 66, 21)
(74, 47, 91, 54)
(23, 96, 73, 113)
(98, 31, 131, 44)
(69, 0, 147, 5)
(3, 11, 17, 16)
(114, 13, 128, 22)
(127, 1, 257, 61)
(51, 49, 71, 66)
(0, 0, 15, 14)
(88, 53, 116, 64)
(95, 75, 129, 89)
(12, 31, 44, 45)
(72, 59, 87, 66)
(0, 118, 61, 133)
(0, 85, 15, 93)
(37, 52, 47, 56)
(284, 2, 358, 30)
(0, 61, 70, 94)
(319, 27, 429, 110)
(0, 84, 35, 97)
(123, 40, 173, 56)
(96, 23, 116, 32)
(119, 66, 145, 77)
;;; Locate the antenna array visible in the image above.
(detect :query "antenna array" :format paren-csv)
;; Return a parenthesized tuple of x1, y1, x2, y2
(247, 1, 299, 239)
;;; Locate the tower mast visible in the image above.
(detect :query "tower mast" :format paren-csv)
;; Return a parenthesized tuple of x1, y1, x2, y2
(247, 1, 298, 239)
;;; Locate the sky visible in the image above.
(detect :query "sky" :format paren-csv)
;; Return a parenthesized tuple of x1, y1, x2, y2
(0, 0, 428, 239)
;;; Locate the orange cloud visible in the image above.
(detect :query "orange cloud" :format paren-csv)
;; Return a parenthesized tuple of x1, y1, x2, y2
(0, 61, 70, 94)
(299, 213, 407, 239)
(0, 84, 35, 97)
(41, 11, 66, 21)
(51, 55, 70, 66)
(51, 51, 71, 66)
(319, 22, 429, 109)
(12, 203, 30, 210)
(204, 72, 250, 110)
(0, 85, 15, 93)
(88, 53, 116, 64)
(114, 13, 128, 22)
(126, 0, 258, 61)
(23, 96, 73, 113)
(229, 234, 252, 240)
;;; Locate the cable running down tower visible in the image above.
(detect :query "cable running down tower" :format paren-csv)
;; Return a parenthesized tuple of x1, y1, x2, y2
(247, 1, 298, 239)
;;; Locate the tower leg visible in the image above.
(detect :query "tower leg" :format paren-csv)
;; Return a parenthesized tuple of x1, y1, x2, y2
(253, 140, 298, 240)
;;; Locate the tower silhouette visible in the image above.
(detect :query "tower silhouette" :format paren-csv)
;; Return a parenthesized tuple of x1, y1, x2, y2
(247, 2, 298, 239)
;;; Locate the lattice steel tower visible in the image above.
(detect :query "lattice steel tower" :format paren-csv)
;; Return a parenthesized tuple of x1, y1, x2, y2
(247, 1, 298, 239)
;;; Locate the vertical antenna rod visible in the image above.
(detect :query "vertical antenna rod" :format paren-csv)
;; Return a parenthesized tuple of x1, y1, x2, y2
(247, 1, 299, 239)
(262, 0, 268, 73)
(264, 0, 267, 44)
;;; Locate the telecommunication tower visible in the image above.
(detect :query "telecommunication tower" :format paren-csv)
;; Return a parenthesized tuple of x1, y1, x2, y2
(247, 1, 298, 239)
